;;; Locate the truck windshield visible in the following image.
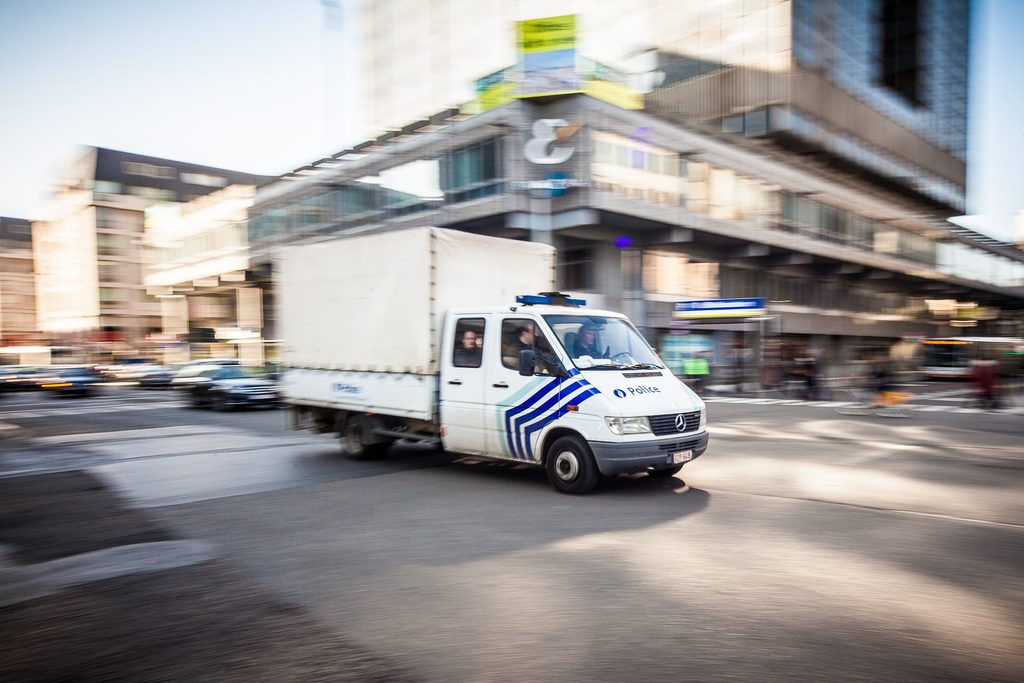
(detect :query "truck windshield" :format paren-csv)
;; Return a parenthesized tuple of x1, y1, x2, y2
(543, 315, 664, 370)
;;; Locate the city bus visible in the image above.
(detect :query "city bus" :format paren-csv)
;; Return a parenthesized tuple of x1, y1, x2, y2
(918, 337, 1024, 379)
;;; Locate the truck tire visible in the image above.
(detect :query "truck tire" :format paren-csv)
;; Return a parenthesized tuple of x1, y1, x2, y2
(545, 435, 599, 494)
(342, 416, 389, 460)
(648, 465, 683, 479)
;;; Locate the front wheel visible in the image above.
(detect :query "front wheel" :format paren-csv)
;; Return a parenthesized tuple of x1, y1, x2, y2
(545, 436, 599, 494)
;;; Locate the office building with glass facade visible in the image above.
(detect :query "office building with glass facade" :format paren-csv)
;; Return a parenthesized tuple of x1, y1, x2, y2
(243, 94, 1023, 381)
(358, 1, 969, 217)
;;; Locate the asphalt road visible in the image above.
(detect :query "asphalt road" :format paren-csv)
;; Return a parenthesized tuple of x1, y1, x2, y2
(2, 384, 1023, 681)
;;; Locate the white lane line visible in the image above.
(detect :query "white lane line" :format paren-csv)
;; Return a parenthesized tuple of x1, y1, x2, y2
(0, 540, 218, 609)
(915, 388, 974, 399)
(38, 425, 226, 444)
(0, 404, 171, 419)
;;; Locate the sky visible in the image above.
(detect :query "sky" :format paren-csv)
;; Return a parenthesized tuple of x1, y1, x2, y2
(0, 0, 1021, 240)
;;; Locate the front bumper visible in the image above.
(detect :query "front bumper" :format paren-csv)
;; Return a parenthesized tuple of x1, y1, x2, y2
(590, 431, 709, 476)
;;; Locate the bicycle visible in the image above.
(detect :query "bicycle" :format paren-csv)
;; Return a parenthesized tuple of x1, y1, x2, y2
(833, 387, 912, 418)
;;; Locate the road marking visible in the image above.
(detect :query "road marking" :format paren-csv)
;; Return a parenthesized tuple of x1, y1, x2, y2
(702, 395, 1024, 418)
(0, 403, 176, 419)
(719, 488, 1024, 532)
(0, 540, 218, 608)
(37, 425, 226, 444)
(914, 388, 974, 399)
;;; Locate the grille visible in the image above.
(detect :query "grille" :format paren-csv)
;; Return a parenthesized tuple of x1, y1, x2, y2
(658, 436, 704, 452)
(649, 411, 702, 436)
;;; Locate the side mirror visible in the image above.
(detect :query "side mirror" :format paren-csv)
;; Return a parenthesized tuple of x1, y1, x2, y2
(518, 349, 536, 377)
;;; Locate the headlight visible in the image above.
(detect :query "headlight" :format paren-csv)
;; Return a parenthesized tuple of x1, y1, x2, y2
(699, 409, 707, 430)
(604, 416, 651, 435)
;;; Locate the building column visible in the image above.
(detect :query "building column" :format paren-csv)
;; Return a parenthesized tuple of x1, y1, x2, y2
(621, 247, 647, 338)
(236, 286, 264, 366)
(160, 295, 189, 363)
(528, 196, 554, 246)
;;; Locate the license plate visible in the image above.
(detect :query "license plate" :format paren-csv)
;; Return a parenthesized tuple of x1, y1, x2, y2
(670, 450, 693, 465)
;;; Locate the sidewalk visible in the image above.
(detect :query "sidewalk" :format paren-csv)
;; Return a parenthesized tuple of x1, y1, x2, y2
(701, 378, 1024, 404)
(0, 470, 411, 681)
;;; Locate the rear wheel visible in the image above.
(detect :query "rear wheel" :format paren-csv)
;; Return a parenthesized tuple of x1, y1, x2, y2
(342, 417, 389, 460)
(545, 436, 599, 494)
(211, 393, 230, 412)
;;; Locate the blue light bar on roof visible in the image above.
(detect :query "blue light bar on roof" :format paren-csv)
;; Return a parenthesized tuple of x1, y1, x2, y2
(516, 293, 587, 307)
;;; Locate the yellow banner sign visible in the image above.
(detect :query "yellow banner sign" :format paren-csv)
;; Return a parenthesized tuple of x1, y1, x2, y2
(518, 15, 576, 54)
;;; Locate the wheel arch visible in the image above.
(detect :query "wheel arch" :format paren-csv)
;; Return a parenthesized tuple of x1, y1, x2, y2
(538, 426, 589, 465)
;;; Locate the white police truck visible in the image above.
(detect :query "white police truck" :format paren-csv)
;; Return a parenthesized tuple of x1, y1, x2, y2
(280, 227, 708, 494)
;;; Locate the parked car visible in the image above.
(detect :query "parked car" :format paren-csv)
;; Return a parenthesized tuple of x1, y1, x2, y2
(137, 365, 180, 388)
(97, 357, 159, 382)
(168, 358, 241, 389)
(188, 365, 279, 410)
(0, 366, 48, 392)
(37, 365, 103, 397)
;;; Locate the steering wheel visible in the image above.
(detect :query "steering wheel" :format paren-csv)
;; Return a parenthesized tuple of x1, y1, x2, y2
(610, 351, 635, 364)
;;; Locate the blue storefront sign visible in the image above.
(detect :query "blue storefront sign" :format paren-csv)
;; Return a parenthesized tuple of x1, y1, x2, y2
(673, 298, 766, 319)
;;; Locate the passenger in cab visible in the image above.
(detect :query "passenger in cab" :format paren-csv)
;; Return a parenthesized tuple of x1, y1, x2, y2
(454, 329, 483, 367)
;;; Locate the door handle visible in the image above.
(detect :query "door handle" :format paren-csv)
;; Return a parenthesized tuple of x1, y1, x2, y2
(492, 382, 509, 388)
(448, 380, 462, 385)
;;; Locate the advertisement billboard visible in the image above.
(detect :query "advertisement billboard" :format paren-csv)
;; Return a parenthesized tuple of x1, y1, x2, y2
(516, 14, 580, 98)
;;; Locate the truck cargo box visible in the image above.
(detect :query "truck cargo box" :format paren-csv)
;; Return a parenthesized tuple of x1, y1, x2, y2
(277, 227, 555, 375)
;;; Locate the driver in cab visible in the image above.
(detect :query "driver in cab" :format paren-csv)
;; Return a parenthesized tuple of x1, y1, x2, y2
(571, 321, 604, 358)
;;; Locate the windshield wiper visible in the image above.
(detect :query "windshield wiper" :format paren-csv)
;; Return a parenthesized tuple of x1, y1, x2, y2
(621, 363, 663, 370)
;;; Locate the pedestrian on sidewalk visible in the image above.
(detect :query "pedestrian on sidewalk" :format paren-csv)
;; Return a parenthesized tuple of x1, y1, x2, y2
(683, 352, 710, 395)
(794, 354, 820, 400)
(970, 359, 1000, 410)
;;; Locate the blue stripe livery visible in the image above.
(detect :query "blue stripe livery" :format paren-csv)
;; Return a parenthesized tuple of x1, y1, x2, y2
(501, 368, 600, 461)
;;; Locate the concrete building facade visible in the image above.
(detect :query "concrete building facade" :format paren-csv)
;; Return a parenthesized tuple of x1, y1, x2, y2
(143, 184, 266, 364)
(32, 147, 270, 351)
(244, 94, 1023, 380)
(0, 217, 37, 345)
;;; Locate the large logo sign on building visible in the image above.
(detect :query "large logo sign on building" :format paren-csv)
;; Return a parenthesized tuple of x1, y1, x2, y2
(524, 119, 582, 165)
